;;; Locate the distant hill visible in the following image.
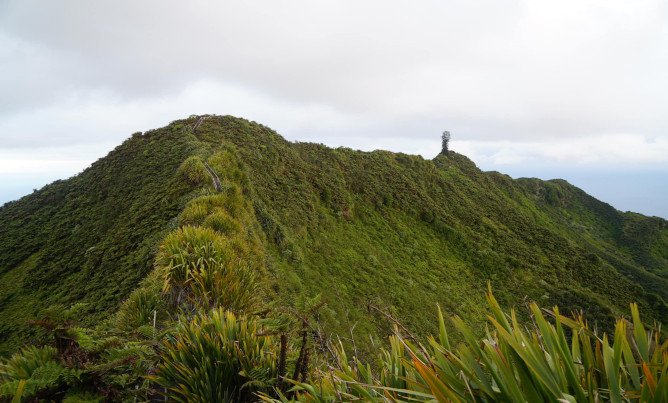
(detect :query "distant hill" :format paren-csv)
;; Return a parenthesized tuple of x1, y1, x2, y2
(0, 115, 666, 357)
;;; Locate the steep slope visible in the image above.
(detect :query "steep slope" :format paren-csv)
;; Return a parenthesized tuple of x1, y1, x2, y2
(0, 128, 202, 354)
(517, 177, 668, 280)
(0, 115, 666, 357)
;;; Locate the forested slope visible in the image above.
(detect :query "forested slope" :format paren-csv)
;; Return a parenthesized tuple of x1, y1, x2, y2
(0, 129, 201, 354)
(0, 115, 666, 358)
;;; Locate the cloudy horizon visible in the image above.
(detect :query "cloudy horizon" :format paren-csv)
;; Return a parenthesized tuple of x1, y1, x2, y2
(1, 0, 667, 218)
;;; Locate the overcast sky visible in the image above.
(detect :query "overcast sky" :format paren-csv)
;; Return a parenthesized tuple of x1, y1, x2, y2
(1, 0, 666, 218)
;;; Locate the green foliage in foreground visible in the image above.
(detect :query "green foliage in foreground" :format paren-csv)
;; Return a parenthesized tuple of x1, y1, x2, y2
(153, 309, 277, 402)
(0, 346, 83, 401)
(261, 287, 667, 402)
(3, 286, 664, 402)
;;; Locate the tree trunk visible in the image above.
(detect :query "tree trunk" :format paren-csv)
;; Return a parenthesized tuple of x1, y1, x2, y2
(292, 328, 308, 382)
(278, 333, 288, 391)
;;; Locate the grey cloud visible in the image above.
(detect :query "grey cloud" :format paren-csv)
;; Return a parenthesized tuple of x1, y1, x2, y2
(1, 0, 668, 218)
(1, 0, 667, 147)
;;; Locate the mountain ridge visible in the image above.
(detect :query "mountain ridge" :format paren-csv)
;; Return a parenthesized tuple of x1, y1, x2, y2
(0, 114, 666, 357)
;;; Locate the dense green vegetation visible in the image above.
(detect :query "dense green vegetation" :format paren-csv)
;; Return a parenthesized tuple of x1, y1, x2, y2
(0, 128, 201, 355)
(260, 289, 668, 402)
(1, 283, 666, 401)
(0, 114, 666, 400)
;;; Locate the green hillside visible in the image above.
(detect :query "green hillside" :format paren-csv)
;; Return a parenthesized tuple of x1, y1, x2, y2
(0, 129, 200, 354)
(1, 115, 666, 358)
(0, 116, 668, 401)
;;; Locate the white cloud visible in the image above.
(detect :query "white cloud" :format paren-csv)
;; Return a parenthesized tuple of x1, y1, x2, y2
(456, 134, 668, 166)
(1, 0, 667, 145)
(0, 0, 667, 215)
(0, 146, 108, 174)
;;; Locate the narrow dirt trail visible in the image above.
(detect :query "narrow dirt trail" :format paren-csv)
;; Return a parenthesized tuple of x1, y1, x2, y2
(192, 116, 206, 133)
(188, 115, 222, 191)
(203, 162, 222, 192)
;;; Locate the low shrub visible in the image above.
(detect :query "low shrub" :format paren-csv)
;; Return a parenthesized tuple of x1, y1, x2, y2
(177, 156, 209, 186)
(153, 309, 277, 402)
